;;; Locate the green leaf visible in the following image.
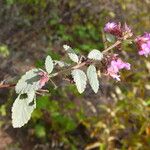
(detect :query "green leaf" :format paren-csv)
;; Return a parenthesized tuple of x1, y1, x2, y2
(88, 49, 103, 60)
(36, 96, 50, 109)
(106, 33, 116, 43)
(0, 105, 6, 116)
(146, 99, 150, 106)
(52, 114, 77, 132)
(63, 45, 79, 63)
(15, 68, 42, 94)
(45, 55, 54, 74)
(0, 44, 9, 57)
(87, 65, 99, 93)
(12, 92, 36, 128)
(35, 124, 46, 138)
(71, 69, 87, 93)
(6, 0, 14, 5)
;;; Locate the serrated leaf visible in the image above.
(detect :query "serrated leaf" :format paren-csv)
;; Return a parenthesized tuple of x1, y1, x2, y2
(45, 55, 54, 74)
(15, 68, 43, 94)
(87, 65, 99, 93)
(106, 33, 116, 43)
(88, 49, 103, 60)
(71, 69, 87, 93)
(63, 45, 79, 63)
(12, 92, 36, 128)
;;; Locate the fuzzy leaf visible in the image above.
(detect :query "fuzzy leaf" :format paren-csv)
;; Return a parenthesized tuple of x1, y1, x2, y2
(26, 90, 36, 105)
(71, 69, 87, 93)
(87, 65, 99, 93)
(12, 92, 36, 128)
(45, 55, 54, 74)
(15, 68, 43, 94)
(63, 45, 79, 63)
(88, 49, 103, 60)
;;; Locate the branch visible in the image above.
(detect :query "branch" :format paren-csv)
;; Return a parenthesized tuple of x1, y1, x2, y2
(0, 83, 16, 88)
(0, 83, 49, 94)
(50, 40, 121, 78)
(102, 40, 121, 54)
(0, 40, 121, 90)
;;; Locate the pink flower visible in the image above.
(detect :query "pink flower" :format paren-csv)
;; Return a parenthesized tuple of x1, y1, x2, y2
(135, 32, 150, 57)
(38, 71, 49, 88)
(104, 22, 122, 37)
(106, 57, 130, 81)
(107, 66, 121, 81)
(104, 22, 132, 39)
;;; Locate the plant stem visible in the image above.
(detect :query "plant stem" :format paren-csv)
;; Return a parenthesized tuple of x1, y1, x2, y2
(102, 40, 121, 54)
(50, 40, 121, 78)
(0, 40, 121, 90)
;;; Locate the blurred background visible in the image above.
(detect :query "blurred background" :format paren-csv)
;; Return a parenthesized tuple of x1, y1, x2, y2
(0, 0, 150, 149)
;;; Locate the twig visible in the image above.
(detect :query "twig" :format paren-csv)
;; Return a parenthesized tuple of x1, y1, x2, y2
(0, 40, 121, 90)
(49, 40, 121, 78)
(0, 83, 16, 88)
(102, 40, 121, 54)
(49, 78, 57, 89)
(0, 83, 49, 94)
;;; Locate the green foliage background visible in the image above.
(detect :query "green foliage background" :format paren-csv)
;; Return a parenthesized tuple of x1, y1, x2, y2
(0, 0, 150, 149)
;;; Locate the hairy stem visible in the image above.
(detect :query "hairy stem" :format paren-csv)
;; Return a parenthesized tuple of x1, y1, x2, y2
(0, 40, 121, 90)
(50, 40, 121, 78)
(102, 40, 121, 54)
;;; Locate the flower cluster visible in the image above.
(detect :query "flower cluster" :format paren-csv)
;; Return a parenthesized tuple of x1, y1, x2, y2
(135, 32, 150, 57)
(104, 22, 150, 81)
(104, 22, 132, 39)
(38, 71, 49, 88)
(106, 56, 130, 81)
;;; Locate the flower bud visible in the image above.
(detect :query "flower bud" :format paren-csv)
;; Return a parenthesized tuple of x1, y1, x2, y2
(104, 22, 133, 39)
(104, 22, 122, 37)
